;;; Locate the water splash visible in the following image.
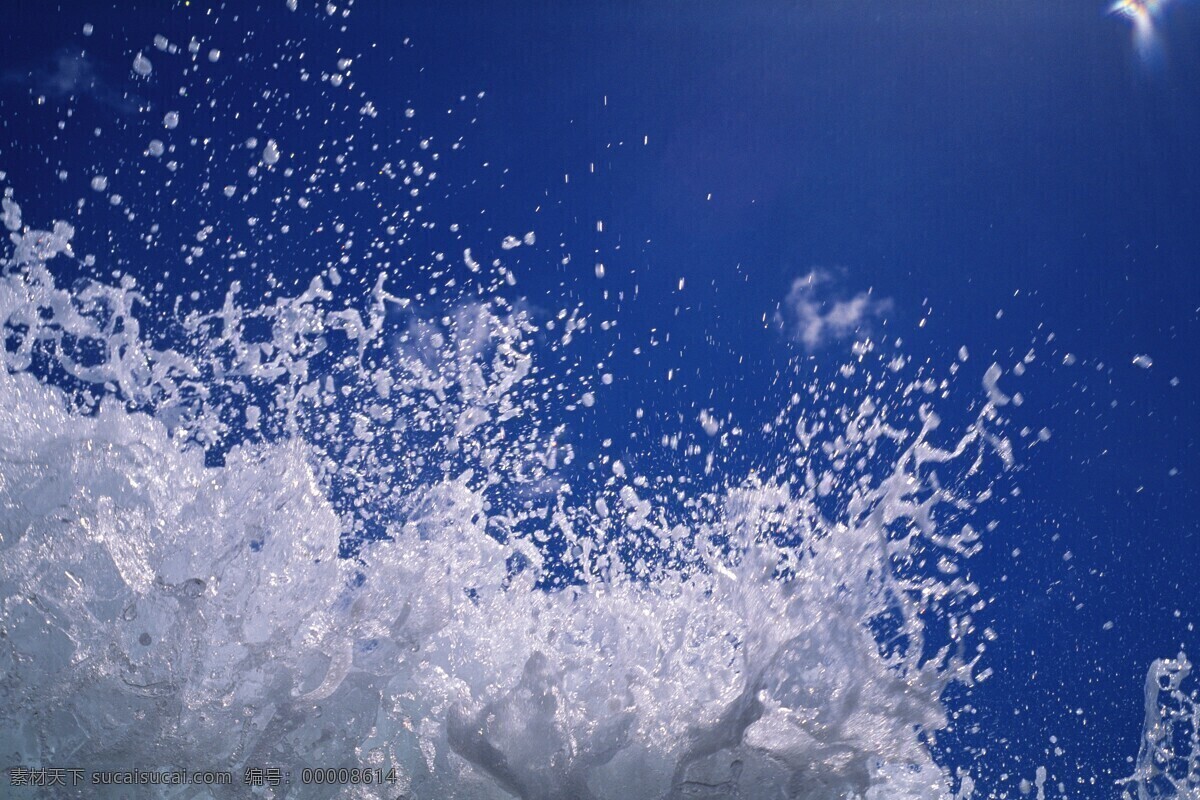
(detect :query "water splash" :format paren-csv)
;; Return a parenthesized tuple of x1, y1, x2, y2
(1, 192, 1008, 797)
(1, 5, 1183, 798)
(1121, 654, 1199, 799)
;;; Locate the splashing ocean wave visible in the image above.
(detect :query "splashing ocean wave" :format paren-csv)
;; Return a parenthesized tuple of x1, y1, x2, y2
(2, 192, 1007, 798)
(0, 5, 1193, 798)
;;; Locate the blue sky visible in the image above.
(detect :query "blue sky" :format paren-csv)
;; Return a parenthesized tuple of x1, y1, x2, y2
(2, 0, 1198, 793)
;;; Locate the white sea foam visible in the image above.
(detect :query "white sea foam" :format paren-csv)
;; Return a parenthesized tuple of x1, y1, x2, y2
(0, 193, 1014, 798)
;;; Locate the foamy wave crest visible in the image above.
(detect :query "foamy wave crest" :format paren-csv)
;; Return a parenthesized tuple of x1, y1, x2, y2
(0, 191, 1019, 799)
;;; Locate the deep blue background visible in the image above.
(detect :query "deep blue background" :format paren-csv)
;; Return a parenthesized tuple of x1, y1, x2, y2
(2, 1, 1198, 794)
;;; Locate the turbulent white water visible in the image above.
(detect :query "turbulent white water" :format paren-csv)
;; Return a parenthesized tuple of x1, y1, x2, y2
(0, 8, 1194, 800)
(1, 188, 1011, 799)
